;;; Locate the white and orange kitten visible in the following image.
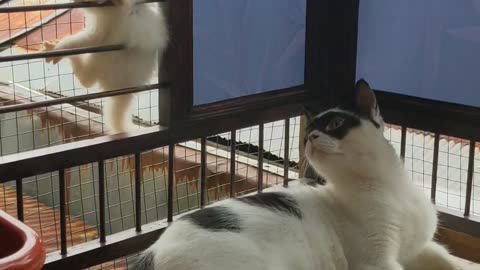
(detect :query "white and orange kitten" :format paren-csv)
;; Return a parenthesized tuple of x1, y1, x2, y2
(134, 80, 460, 270)
(43, 0, 168, 133)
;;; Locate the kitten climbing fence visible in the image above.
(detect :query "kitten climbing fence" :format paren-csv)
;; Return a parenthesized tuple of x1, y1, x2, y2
(0, 0, 479, 269)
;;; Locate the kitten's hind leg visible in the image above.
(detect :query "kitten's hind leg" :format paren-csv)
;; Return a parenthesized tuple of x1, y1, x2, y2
(405, 241, 461, 270)
(104, 94, 134, 133)
(65, 53, 99, 88)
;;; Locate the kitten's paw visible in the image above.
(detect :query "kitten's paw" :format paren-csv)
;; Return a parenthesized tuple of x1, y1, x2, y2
(73, 0, 123, 6)
(42, 41, 62, 64)
(41, 40, 56, 51)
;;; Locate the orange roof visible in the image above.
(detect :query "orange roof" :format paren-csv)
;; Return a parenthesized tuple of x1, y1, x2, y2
(0, 4, 85, 51)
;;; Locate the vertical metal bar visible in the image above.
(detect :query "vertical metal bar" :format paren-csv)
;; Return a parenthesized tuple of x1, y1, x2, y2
(400, 126, 407, 161)
(158, 1, 171, 127)
(15, 178, 23, 222)
(464, 140, 475, 217)
(167, 144, 174, 222)
(258, 123, 264, 192)
(134, 152, 142, 232)
(283, 118, 290, 187)
(98, 160, 106, 243)
(299, 116, 307, 178)
(200, 137, 207, 207)
(230, 130, 236, 197)
(430, 134, 440, 203)
(305, 0, 359, 104)
(59, 169, 67, 255)
(167, 0, 193, 123)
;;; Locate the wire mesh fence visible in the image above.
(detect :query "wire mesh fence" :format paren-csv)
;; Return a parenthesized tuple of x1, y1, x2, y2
(0, 1, 478, 269)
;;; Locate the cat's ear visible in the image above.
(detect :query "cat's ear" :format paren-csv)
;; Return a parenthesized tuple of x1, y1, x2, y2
(354, 79, 379, 116)
(354, 79, 383, 129)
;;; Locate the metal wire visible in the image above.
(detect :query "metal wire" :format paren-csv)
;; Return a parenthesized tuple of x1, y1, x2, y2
(0, 82, 169, 114)
(0, 45, 124, 63)
(0, 0, 166, 13)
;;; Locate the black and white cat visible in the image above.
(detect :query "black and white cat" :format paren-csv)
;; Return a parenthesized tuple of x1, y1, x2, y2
(135, 80, 459, 270)
(303, 80, 459, 270)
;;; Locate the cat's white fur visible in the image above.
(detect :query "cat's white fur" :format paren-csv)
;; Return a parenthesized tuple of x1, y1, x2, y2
(304, 82, 459, 270)
(43, 0, 168, 133)
(137, 81, 460, 270)
(146, 184, 349, 270)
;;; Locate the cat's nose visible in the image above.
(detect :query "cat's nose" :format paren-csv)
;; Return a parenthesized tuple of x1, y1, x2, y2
(308, 133, 319, 142)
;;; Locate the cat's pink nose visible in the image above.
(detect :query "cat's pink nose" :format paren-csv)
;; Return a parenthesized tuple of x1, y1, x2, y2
(308, 134, 319, 142)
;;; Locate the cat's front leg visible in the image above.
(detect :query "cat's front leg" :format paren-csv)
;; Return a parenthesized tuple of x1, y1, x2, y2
(405, 241, 461, 270)
(42, 41, 62, 64)
(73, 0, 123, 6)
(42, 31, 97, 65)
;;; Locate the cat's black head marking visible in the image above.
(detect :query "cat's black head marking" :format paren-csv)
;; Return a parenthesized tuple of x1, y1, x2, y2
(305, 111, 361, 143)
(303, 79, 381, 145)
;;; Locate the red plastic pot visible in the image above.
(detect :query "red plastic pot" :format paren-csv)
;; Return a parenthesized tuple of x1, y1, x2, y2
(0, 210, 45, 270)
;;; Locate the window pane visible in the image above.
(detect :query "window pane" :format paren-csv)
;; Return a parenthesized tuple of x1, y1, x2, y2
(357, 0, 480, 107)
(193, 0, 306, 105)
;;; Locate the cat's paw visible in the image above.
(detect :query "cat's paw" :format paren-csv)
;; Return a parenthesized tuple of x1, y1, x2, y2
(42, 41, 62, 64)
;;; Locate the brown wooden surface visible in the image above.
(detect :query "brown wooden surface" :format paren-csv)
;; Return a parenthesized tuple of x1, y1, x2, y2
(437, 227, 480, 263)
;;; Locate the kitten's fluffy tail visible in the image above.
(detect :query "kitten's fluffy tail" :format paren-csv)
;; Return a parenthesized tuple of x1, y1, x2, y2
(104, 94, 134, 133)
(406, 241, 460, 270)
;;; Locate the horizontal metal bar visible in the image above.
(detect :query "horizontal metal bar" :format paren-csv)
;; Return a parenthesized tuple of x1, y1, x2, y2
(44, 220, 169, 270)
(0, 0, 165, 13)
(0, 45, 123, 63)
(376, 89, 480, 142)
(0, 86, 309, 181)
(0, 82, 169, 114)
(437, 206, 480, 238)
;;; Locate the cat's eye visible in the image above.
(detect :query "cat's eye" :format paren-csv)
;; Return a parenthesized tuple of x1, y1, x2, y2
(326, 117, 344, 131)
